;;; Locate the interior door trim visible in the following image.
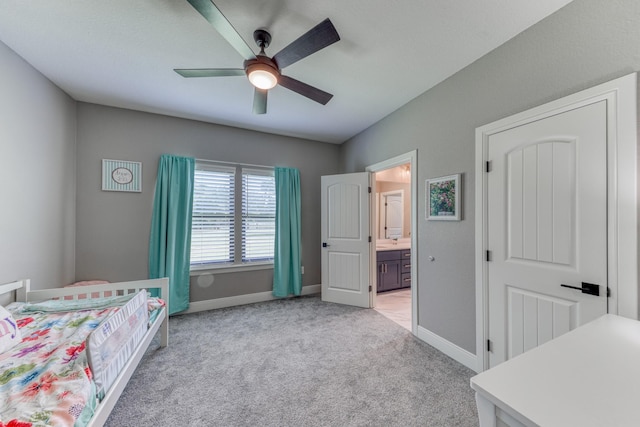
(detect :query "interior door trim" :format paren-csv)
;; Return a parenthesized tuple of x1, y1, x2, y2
(474, 73, 638, 373)
(367, 150, 418, 335)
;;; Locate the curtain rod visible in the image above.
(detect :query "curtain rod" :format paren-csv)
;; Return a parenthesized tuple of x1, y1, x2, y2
(195, 158, 273, 169)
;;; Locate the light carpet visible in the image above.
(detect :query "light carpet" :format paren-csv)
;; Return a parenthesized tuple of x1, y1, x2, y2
(105, 295, 478, 426)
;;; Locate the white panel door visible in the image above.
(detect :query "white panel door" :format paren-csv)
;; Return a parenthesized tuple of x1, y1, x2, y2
(321, 172, 371, 308)
(488, 101, 608, 367)
(385, 194, 403, 238)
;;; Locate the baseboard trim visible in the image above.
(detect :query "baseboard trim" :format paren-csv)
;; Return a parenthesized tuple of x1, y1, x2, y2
(417, 325, 478, 372)
(183, 285, 321, 314)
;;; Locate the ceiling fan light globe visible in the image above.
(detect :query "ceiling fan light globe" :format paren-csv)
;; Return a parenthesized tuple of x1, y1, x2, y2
(248, 69, 278, 90)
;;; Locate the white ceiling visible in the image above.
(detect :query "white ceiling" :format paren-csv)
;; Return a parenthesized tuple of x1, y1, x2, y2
(0, 0, 573, 144)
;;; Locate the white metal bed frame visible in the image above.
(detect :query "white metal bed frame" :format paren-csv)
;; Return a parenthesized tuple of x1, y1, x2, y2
(0, 278, 169, 427)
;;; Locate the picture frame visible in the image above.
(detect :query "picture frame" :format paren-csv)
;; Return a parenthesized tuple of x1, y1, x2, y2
(102, 159, 142, 192)
(426, 173, 461, 221)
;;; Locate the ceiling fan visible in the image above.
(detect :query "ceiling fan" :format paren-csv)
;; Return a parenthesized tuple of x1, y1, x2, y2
(175, 0, 341, 114)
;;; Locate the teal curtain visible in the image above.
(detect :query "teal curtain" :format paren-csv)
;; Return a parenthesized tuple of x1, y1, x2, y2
(149, 155, 195, 314)
(273, 167, 302, 297)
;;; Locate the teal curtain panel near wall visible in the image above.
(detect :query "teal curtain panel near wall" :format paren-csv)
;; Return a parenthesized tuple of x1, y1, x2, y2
(273, 167, 302, 297)
(149, 154, 195, 314)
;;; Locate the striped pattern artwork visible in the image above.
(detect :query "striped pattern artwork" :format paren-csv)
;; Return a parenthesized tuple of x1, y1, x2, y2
(102, 159, 142, 192)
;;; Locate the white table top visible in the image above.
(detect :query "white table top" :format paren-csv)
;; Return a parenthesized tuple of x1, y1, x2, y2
(470, 314, 640, 427)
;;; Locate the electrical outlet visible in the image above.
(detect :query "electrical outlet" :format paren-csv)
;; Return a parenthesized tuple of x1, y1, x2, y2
(301, 266, 305, 275)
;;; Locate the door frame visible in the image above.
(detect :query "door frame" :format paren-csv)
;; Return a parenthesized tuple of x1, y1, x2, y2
(367, 150, 418, 334)
(475, 73, 638, 372)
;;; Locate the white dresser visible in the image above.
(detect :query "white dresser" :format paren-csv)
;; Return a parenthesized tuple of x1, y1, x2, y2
(470, 314, 640, 427)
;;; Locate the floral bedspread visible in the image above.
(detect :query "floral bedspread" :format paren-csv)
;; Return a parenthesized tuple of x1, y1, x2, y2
(0, 305, 121, 427)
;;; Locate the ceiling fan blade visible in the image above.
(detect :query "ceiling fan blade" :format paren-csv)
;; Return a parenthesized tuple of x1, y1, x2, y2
(186, 0, 256, 61)
(253, 88, 268, 114)
(174, 68, 245, 78)
(278, 75, 333, 105)
(273, 18, 340, 69)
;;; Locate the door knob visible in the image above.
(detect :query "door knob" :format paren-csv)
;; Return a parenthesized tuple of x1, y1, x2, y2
(560, 282, 600, 296)
(322, 242, 330, 247)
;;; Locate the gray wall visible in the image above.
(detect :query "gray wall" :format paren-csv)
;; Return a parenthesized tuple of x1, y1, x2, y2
(0, 41, 77, 290)
(75, 103, 341, 301)
(341, 0, 640, 353)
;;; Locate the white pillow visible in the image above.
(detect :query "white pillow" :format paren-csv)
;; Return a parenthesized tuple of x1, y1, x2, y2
(0, 305, 21, 353)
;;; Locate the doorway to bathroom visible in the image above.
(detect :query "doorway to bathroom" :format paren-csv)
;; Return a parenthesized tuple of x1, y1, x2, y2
(367, 151, 417, 333)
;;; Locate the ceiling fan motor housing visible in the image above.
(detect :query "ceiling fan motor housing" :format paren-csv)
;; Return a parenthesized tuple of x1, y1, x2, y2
(244, 55, 280, 75)
(244, 55, 280, 77)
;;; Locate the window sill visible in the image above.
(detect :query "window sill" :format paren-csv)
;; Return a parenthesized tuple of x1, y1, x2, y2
(190, 262, 274, 275)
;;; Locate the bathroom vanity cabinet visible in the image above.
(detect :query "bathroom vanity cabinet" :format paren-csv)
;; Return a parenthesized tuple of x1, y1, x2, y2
(377, 249, 411, 292)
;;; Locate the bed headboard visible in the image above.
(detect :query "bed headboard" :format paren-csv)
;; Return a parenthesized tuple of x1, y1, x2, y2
(0, 279, 26, 295)
(23, 278, 169, 302)
(0, 279, 27, 305)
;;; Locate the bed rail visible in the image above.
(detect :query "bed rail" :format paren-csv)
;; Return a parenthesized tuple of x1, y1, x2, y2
(5, 278, 169, 348)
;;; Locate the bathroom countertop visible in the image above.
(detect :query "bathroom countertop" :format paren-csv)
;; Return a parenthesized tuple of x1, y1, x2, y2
(376, 243, 411, 251)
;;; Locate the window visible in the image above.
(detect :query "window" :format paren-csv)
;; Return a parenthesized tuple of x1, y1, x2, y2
(242, 169, 276, 262)
(190, 165, 235, 266)
(190, 162, 275, 269)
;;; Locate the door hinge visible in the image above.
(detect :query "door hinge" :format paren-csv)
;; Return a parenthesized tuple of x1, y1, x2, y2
(368, 186, 372, 193)
(487, 339, 493, 352)
(369, 285, 372, 292)
(485, 250, 492, 262)
(607, 287, 611, 297)
(485, 161, 492, 173)
(368, 236, 372, 243)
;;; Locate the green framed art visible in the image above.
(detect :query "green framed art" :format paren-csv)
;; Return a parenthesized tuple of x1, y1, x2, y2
(426, 173, 461, 221)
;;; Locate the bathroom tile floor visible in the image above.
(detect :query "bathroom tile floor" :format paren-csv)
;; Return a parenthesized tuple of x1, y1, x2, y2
(374, 288, 411, 331)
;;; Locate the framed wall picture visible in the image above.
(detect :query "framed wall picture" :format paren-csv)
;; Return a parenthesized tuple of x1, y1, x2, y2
(426, 173, 461, 220)
(102, 159, 142, 192)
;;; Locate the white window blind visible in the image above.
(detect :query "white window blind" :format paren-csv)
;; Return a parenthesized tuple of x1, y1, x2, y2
(242, 169, 276, 262)
(190, 165, 235, 266)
